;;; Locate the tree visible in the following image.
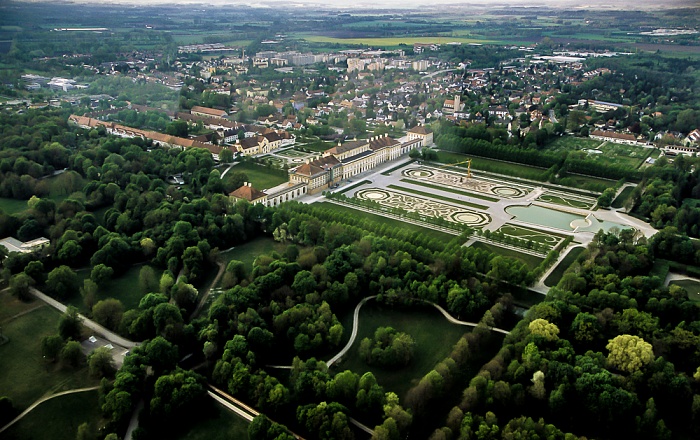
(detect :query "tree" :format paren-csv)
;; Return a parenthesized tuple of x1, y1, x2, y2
(528, 318, 560, 341)
(138, 266, 159, 293)
(41, 334, 64, 362)
(9, 272, 33, 301)
(76, 422, 92, 440)
(58, 306, 83, 341)
(606, 334, 654, 373)
(530, 370, 546, 399)
(219, 148, 234, 163)
(597, 187, 616, 209)
(150, 369, 206, 421)
(0, 396, 17, 426)
(46, 265, 79, 300)
(61, 340, 83, 367)
(92, 299, 124, 331)
(89, 346, 115, 378)
(91, 264, 114, 287)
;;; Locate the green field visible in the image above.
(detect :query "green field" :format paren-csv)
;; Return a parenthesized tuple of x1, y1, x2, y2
(435, 151, 548, 182)
(217, 236, 289, 276)
(67, 264, 160, 314)
(399, 178, 499, 202)
(175, 402, 250, 440)
(469, 241, 544, 271)
(2, 390, 102, 440)
(544, 246, 585, 287)
(315, 201, 456, 242)
(230, 162, 289, 190)
(387, 184, 489, 210)
(669, 279, 700, 303)
(0, 293, 97, 410)
(0, 197, 29, 215)
(5, 390, 101, 440)
(330, 302, 495, 400)
(611, 186, 635, 209)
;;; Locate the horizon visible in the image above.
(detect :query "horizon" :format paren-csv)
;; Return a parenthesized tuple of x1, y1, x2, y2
(8, 0, 700, 11)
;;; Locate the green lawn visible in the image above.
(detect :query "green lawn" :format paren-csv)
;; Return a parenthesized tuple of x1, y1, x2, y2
(0, 197, 29, 215)
(338, 180, 371, 194)
(175, 401, 250, 440)
(469, 241, 544, 270)
(545, 136, 602, 152)
(295, 139, 334, 153)
(0, 293, 97, 411)
(67, 264, 160, 314)
(314, 202, 456, 242)
(544, 246, 585, 287)
(400, 178, 499, 202)
(2, 390, 103, 440)
(329, 302, 498, 400)
(434, 151, 549, 182)
(611, 186, 635, 209)
(387, 185, 489, 210)
(218, 236, 289, 276)
(230, 162, 288, 190)
(669, 279, 700, 303)
(0, 292, 42, 322)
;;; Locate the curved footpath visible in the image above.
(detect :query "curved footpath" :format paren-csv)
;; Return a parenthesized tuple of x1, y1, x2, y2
(29, 287, 137, 349)
(0, 386, 99, 435)
(324, 296, 509, 368)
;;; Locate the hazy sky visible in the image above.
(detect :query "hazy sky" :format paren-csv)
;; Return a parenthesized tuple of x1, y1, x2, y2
(21, 0, 699, 10)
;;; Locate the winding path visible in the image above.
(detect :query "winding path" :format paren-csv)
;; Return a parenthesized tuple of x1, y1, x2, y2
(325, 296, 510, 368)
(0, 386, 99, 435)
(29, 287, 138, 349)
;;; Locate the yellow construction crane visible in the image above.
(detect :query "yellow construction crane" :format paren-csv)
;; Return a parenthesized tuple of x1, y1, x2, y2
(437, 158, 472, 179)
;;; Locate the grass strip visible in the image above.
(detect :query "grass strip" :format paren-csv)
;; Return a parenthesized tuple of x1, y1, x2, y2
(400, 178, 498, 202)
(469, 241, 544, 270)
(543, 246, 585, 287)
(387, 184, 489, 210)
(381, 160, 414, 175)
(337, 179, 371, 194)
(611, 186, 635, 209)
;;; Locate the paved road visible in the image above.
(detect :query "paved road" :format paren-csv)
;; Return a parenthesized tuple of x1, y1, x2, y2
(29, 287, 138, 349)
(0, 386, 99, 435)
